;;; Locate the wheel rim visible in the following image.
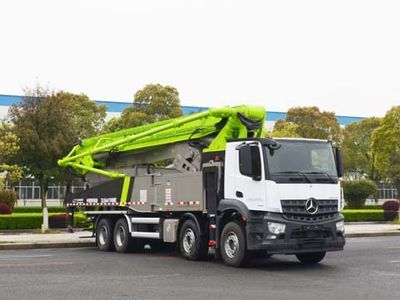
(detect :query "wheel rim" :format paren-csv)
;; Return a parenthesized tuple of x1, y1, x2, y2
(183, 228, 195, 253)
(224, 231, 239, 259)
(99, 225, 108, 245)
(115, 225, 125, 247)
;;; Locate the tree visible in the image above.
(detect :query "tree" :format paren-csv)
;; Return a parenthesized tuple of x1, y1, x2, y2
(269, 106, 341, 143)
(0, 124, 22, 189)
(265, 119, 301, 138)
(371, 106, 400, 199)
(341, 117, 381, 180)
(341, 179, 377, 208)
(105, 84, 183, 131)
(9, 86, 106, 230)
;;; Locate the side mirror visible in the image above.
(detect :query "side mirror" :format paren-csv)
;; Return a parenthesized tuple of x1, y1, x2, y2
(239, 144, 262, 180)
(335, 147, 344, 178)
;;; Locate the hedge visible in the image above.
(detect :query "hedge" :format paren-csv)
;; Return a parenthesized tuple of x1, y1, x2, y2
(12, 206, 67, 213)
(342, 209, 385, 222)
(0, 190, 17, 208)
(0, 210, 391, 229)
(0, 213, 88, 230)
(383, 201, 400, 221)
(0, 203, 12, 214)
(344, 204, 382, 210)
(342, 180, 377, 209)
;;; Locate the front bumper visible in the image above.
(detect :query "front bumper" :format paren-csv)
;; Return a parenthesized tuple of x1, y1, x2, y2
(246, 212, 345, 254)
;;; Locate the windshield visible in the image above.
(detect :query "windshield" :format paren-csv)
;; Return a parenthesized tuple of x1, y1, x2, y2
(265, 140, 338, 183)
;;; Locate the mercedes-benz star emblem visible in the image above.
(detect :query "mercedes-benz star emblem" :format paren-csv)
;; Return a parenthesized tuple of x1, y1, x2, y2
(305, 198, 318, 215)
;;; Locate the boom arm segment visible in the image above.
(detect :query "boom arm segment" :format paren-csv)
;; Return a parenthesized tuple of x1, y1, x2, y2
(58, 105, 265, 178)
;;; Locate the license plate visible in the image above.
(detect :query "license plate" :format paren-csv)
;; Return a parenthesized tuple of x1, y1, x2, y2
(302, 225, 323, 231)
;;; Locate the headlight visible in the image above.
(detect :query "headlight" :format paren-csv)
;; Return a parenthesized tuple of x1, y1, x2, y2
(268, 222, 286, 235)
(336, 220, 345, 233)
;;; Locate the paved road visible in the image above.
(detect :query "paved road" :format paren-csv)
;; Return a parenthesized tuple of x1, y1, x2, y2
(0, 236, 399, 300)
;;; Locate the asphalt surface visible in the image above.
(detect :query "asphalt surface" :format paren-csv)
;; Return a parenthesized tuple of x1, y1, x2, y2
(0, 236, 399, 300)
(1, 223, 400, 250)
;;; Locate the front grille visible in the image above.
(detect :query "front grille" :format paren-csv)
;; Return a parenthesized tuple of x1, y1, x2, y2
(281, 199, 338, 223)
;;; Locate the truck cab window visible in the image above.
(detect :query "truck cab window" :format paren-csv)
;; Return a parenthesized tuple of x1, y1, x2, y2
(239, 144, 261, 179)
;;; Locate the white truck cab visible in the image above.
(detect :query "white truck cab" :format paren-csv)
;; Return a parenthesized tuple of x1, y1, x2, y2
(216, 138, 345, 265)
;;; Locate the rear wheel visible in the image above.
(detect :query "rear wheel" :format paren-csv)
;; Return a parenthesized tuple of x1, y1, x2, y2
(179, 219, 208, 260)
(296, 251, 326, 264)
(113, 218, 134, 253)
(96, 218, 114, 251)
(220, 221, 248, 267)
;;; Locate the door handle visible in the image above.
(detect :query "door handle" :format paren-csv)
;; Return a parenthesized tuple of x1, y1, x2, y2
(236, 191, 243, 198)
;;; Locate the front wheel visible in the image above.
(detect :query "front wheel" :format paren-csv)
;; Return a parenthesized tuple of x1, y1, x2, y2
(179, 219, 208, 260)
(295, 251, 326, 264)
(220, 221, 248, 267)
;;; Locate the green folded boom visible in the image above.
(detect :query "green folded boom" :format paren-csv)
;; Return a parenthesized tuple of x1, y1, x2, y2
(58, 105, 266, 179)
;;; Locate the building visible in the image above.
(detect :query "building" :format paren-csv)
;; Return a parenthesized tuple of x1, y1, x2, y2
(1, 94, 364, 130)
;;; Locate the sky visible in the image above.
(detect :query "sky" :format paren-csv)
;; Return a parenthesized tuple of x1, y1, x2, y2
(1, 0, 400, 117)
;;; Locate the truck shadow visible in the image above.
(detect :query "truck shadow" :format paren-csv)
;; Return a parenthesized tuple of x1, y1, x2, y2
(243, 257, 337, 272)
(84, 246, 339, 272)
(142, 246, 338, 272)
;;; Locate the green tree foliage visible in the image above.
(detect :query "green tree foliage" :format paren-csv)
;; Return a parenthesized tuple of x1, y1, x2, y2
(341, 179, 377, 209)
(8, 86, 106, 229)
(104, 84, 182, 131)
(341, 117, 381, 180)
(265, 120, 301, 138)
(0, 124, 22, 189)
(371, 106, 400, 199)
(269, 106, 341, 143)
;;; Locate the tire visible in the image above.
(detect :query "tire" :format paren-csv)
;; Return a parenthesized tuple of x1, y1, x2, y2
(96, 218, 114, 251)
(179, 219, 208, 260)
(296, 251, 326, 264)
(113, 218, 134, 253)
(220, 221, 248, 267)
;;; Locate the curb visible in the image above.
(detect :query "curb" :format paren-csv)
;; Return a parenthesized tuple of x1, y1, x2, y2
(346, 232, 400, 238)
(0, 242, 95, 250)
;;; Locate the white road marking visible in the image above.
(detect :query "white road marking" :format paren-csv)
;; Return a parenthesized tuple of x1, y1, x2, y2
(130, 273, 182, 279)
(0, 254, 53, 260)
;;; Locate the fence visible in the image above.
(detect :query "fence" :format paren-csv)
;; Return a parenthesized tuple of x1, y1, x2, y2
(377, 184, 398, 200)
(5, 180, 84, 207)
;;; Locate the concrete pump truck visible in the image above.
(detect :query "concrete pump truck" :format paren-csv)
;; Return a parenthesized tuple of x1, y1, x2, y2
(58, 105, 345, 267)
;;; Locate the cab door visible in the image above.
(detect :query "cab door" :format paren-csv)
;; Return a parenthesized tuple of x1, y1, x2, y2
(234, 142, 266, 211)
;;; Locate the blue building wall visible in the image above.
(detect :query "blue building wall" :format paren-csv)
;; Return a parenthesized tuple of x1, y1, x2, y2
(0, 94, 364, 125)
